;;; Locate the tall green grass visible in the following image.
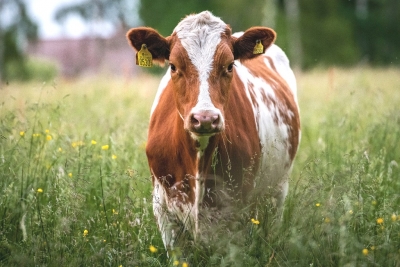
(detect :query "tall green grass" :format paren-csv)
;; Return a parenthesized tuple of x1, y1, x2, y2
(282, 68, 400, 266)
(0, 68, 399, 266)
(0, 77, 161, 266)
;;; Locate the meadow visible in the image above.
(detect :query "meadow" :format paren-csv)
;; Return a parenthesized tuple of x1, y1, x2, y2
(0, 67, 399, 266)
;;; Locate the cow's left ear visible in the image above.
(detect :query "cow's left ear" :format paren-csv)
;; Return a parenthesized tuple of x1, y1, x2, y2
(232, 27, 276, 61)
(126, 27, 171, 65)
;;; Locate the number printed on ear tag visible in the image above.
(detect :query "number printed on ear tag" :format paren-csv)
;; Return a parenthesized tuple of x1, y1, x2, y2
(137, 44, 153, 67)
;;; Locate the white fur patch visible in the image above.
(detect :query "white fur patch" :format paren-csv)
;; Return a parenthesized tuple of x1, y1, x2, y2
(193, 172, 202, 238)
(265, 44, 298, 104)
(153, 172, 197, 250)
(152, 175, 176, 250)
(150, 68, 171, 116)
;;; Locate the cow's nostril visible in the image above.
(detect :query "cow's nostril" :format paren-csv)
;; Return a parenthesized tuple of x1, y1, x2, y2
(211, 115, 219, 127)
(191, 115, 200, 127)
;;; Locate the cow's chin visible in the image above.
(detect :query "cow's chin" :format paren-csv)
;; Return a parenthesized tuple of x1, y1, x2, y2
(189, 130, 219, 137)
(188, 130, 214, 140)
(187, 131, 215, 152)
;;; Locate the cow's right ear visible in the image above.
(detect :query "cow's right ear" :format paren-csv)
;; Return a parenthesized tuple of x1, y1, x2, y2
(126, 27, 170, 65)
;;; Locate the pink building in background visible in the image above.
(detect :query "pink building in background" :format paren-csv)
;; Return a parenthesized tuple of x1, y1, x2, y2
(27, 29, 139, 78)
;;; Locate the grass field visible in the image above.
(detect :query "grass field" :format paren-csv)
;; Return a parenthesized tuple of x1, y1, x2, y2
(1, 67, 400, 266)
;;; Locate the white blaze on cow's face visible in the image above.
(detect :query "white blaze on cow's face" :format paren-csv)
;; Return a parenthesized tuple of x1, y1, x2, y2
(169, 11, 234, 139)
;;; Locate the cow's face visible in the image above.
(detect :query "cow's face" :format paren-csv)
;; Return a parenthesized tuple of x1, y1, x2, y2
(168, 17, 235, 139)
(127, 11, 275, 144)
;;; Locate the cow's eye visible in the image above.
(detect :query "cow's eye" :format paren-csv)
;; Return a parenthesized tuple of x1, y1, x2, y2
(227, 62, 234, 73)
(170, 63, 177, 73)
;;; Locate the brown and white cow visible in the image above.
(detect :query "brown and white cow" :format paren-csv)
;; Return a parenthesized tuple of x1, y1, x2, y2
(127, 11, 300, 251)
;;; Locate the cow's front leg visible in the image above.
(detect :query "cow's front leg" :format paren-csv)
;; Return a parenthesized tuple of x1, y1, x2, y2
(152, 174, 199, 257)
(152, 179, 179, 254)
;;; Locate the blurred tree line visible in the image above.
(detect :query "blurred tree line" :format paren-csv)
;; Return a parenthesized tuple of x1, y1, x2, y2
(137, 0, 400, 69)
(0, 0, 37, 81)
(1, 0, 399, 82)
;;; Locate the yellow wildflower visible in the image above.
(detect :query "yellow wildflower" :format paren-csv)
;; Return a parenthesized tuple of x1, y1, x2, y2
(112, 209, 118, 215)
(376, 218, 384, 225)
(101, 144, 109, 150)
(58, 147, 62, 152)
(33, 133, 40, 137)
(83, 229, 88, 237)
(20, 131, 25, 137)
(251, 218, 260, 225)
(149, 245, 157, 253)
(46, 135, 52, 141)
(182, 262, 188, 267)
(37, 188, 43, 193)
(72, 141, 84, 148)
(348, 210, 353, 214)
(315, 203, 321, 207)
(45, 129, 50, 134)
(362, 248, 368, 255)
(173, 260, 179, 266)
(68, 172, 72, 178)
(91, 140, 97, 145)
(391, 214, 397, 222)
(112, 154, 117, 160)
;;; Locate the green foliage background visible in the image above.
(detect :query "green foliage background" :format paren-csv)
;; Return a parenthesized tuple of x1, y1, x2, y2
(138, 0, 400, 68)
(0, 0, 38, 81)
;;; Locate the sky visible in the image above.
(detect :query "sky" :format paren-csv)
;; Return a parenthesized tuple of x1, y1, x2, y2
(27, 0, 115, 39)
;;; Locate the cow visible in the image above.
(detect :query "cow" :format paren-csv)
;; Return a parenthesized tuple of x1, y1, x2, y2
(126, 11, 300, 253)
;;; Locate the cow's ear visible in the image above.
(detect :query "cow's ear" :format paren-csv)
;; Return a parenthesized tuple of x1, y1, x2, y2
(232, 27, 276, 61)
(126, 27, 170, 65)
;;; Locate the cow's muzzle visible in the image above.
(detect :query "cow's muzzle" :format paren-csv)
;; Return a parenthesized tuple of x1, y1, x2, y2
(188, 110, 223, 135)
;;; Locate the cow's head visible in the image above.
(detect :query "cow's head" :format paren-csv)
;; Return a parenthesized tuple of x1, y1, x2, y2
(127, 11, 275, 144)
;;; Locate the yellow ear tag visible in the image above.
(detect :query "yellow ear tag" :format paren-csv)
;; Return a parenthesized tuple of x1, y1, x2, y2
(253, 40, 264, 55)
(137, 44, 153, 67)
